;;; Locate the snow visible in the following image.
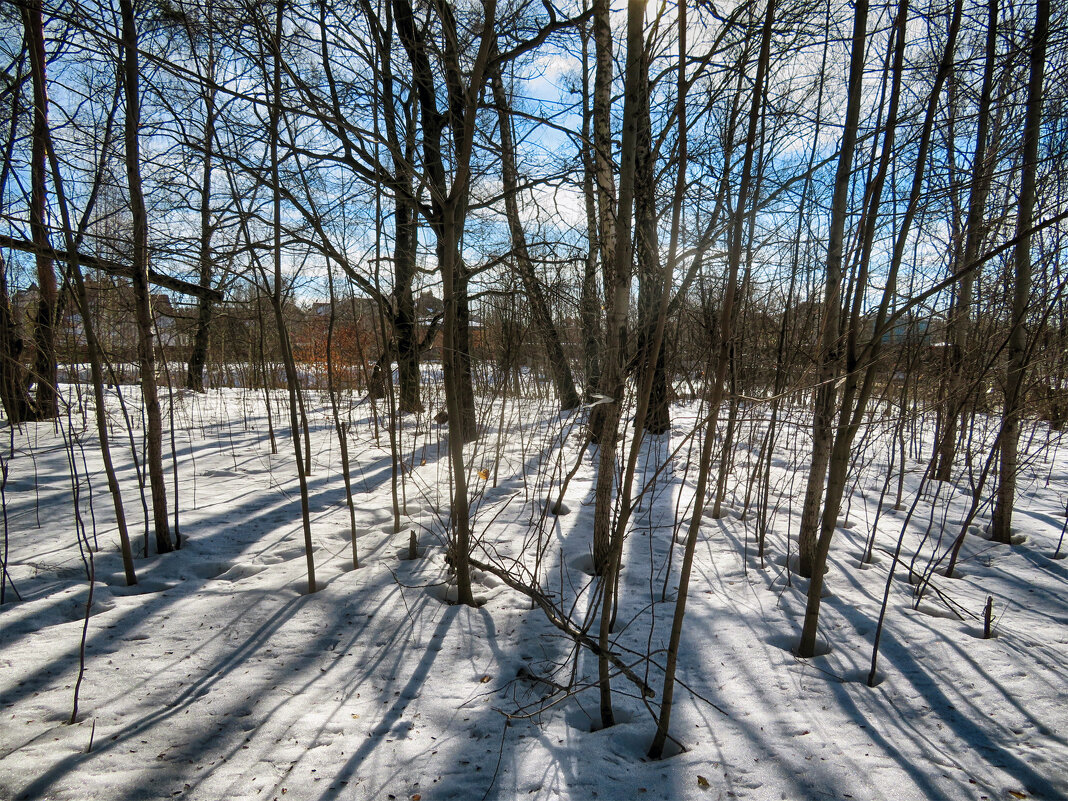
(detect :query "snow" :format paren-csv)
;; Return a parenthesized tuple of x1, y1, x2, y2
(1, 385, 1066, 801)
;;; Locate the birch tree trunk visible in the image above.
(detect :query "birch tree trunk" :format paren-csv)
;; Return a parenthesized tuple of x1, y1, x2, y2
(595, 0, 645, 727)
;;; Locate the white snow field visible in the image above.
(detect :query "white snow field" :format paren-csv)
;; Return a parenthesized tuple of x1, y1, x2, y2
(1, 384, 1066, 801)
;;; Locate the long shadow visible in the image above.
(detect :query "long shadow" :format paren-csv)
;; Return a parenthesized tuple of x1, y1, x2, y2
(0, 465, 333, 658)
(439, 422, 702, 800)
(0, 407, 451, 708)
(668, 547, 953, 799)
(313, 604, 457, 800)
(15, 391, 1063, 799)
(1010, 539, 1068, 587)
(12, 587, 316, 800)
(8, 560, 445, 801)
(645, 439, 1020, 800)
(171, 576, 445, 801)
(744, 525, 1068, 799)
(865, 625, 1062, 798)
(3, 395, 437, 653)
(422, 406, 606, 800)
(611, 426, 856, 799)
(630, 434, 823, 798)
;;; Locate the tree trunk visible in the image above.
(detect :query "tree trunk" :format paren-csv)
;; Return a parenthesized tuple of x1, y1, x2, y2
(0, 258, 32, 423)
(24, 0, 58, 421)
(633, 47, 670, 435)
(71, 265, 137, 584)
(187, 49, 217, 393)
(799, 0, 963, 656)
(935, 0, 998, 481)
(800, 0, 909, 579)
(0, 52, 32, 423)
(796, 0, 869, 579)
(385, 54, 422, 415)
(394, 187, 421, 413)
(121, 0, 171, 554)
(267, 0, 316, 592)
(588, 0, 617, 440)
(37, 64, 138, 584)
(325, 267, 359, 568)
(991, 0, 1048, 544)
(595, 0, 646, 729)
(440, 218, 476, 605)
(490, 63, 580, 412)
(391, 0, 496, 606)
(649, 0, 775, 757)
(579, 21, 601, 400)
(392, 0, 478, 442)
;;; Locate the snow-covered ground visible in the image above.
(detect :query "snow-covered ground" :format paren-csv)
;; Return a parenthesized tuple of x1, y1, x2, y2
(1, 385, 1066, 801)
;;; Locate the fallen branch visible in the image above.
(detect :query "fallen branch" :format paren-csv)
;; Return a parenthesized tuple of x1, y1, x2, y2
(467, 555, 655, 699)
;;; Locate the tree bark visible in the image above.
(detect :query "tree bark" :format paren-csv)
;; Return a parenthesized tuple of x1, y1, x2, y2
(595, 0, 645, 729)
(186, 29, 218, 393)
(579, 20, 601, 400)
(392, 0, 500, 607)
(0, 258, 30, 423)
(121, 0, 172, 554)
(649, 0, 775, 757)
(935, 0, 998, 481)
(266, 0, 316, 592)
(23, 0, 58, 422)
(796, 0, 869, 580)
(991, 0, 1048, 544)
(799, 0, 963, 656)
(490, 62, 580, 412)
(34, 53, 138, 584)
(0, 50, 32, 424)
(392, 0, 479, 442)
(587, 0, 617, 440)
(394, 185, 422, 413)
(633, 46, 670, 435)
(367, 5, 423, 415)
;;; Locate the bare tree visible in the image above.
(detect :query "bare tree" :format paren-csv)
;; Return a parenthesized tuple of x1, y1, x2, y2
(2, 0, 61, 424)
(489, 58, 581, 412)
(121, 0, 172, 554)
(593, 0, 645, 726)
(991, 0, 1050, 543)
(798, 0, 964, 656)
(934, 0, 1000, 481)
(177, 1, 223, 393)
(0, 39, 29, 423)
(650, 0, 777, 755)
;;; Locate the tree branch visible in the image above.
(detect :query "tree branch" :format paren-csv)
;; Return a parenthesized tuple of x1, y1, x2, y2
(0, 235, 223, 302)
